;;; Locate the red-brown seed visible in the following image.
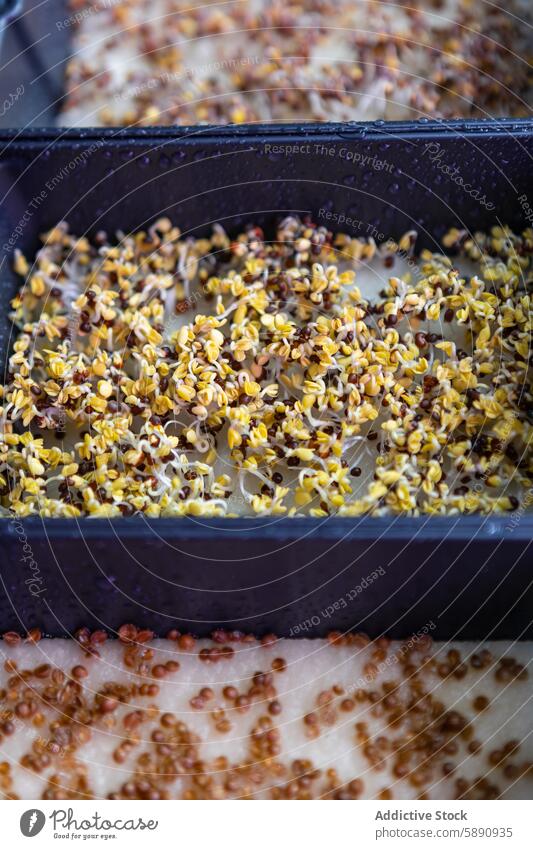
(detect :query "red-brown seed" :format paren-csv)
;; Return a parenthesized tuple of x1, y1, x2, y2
(118, 624, 138, 644)
(26, 628, 42, 643)
(100, 697, 118, 713)
(178, 634, 195, 651)
(72, 665, 88, 680)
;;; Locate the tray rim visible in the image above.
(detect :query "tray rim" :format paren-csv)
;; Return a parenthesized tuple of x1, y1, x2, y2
(1, 117, 533, 143)
(2, 515, 532, 541)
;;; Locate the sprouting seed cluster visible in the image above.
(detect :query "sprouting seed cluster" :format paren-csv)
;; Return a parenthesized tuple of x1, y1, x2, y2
(1, 216, 531, 518)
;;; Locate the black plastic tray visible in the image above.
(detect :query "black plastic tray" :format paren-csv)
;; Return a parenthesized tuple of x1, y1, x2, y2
(0, 121, 532, 639)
